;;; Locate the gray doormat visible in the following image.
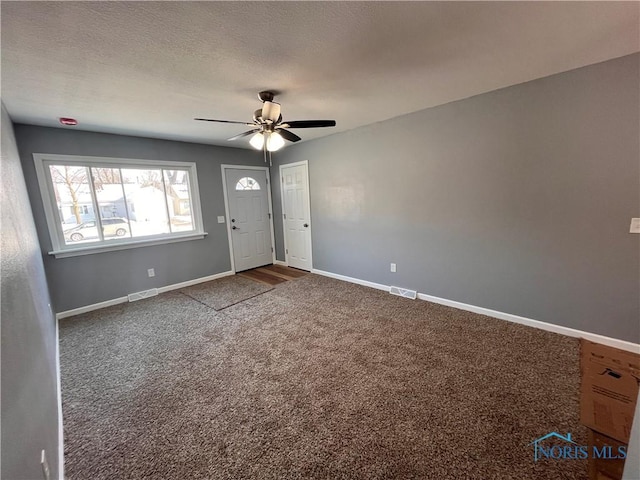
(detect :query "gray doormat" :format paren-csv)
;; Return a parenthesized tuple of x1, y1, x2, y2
(180, 275, 273, 310)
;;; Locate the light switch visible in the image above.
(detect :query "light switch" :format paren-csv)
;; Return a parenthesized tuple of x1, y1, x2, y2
(630, 218, 640, 234)
(217, 216, 225, 224)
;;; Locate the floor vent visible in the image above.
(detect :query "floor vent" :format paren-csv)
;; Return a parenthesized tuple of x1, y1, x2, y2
(389, 286, 417, 300)
(128, 288, 158, 302)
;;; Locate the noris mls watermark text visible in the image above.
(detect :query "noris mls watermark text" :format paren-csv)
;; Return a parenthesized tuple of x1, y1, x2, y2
(528, 432, 626, 462)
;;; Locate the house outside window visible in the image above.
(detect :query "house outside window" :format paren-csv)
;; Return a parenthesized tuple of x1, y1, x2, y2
(33, 154, 206, 257)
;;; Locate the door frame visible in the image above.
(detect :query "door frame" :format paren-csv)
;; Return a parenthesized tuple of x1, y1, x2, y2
(221, 164, 276, 273)
(279, 160, 313, 270)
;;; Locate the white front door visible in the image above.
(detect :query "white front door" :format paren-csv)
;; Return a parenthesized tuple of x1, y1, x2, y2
(224, 168, 273, 272)
(280, 161, 312, 271)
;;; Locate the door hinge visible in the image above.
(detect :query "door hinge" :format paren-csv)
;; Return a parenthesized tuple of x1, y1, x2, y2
(268, 212, 271, 219)
(283, 213, 287, 219)
(271, 247, 274, 253)
(286, 249, 288, 254)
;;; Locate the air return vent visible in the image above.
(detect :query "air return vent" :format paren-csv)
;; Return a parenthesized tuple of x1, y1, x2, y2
(389, 286, 417, 300)
(128, 288, 158, 302)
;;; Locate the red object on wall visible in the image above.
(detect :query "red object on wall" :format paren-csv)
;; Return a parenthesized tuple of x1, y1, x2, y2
(59, 117, 78, 126)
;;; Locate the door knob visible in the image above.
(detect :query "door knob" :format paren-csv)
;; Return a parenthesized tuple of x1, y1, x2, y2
(232, 226, 238, 230)
(303, 223, 309, 228)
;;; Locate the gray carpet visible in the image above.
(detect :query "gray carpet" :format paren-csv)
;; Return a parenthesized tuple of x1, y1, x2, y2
(60, 274, 587, 479)
(180, 274, 273, 310)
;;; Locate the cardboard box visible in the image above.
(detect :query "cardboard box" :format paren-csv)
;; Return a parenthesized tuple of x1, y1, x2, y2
(592, 474, 617, 480)
(588, 429, 627, 480)
(580, 339, 640, 443)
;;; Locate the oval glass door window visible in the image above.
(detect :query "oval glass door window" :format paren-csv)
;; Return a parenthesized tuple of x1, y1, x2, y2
(235, 177, 261, 190)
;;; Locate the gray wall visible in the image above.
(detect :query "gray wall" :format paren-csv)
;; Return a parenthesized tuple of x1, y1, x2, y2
(1, 105, 61, 478)
(16, 125, 265, 312)
(272, 53, 640, 343)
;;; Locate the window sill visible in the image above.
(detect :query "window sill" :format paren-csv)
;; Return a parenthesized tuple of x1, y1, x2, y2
(48, 232, 208, 258)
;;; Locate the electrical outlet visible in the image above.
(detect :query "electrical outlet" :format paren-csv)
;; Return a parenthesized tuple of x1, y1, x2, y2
(147, 268, 155, 277)
(217, 216, 225, 224)
(630, 218, 640, 234)
(390, 263, 397, 273)
(41, 450, 50, 480)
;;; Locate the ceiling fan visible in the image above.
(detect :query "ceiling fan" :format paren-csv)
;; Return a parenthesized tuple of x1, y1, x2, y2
(195, 91, 336, 161)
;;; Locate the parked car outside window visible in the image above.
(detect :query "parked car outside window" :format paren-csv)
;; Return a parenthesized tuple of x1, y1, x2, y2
(63, 218, 130, 242)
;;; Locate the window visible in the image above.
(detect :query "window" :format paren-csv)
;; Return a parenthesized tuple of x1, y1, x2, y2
(34, 154, 206, 257)
(235, 177, 261, 190)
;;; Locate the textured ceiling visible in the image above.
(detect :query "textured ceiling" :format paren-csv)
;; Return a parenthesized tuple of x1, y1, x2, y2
(1, 1, 638, 149)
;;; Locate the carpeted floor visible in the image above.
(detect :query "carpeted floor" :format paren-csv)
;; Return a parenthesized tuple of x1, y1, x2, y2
(59, 274, 588, 479)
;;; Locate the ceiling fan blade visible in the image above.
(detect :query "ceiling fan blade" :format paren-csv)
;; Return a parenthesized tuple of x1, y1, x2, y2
(261, 101, 281, 123)
(227, 129, 260, 141)
(276, 128, 302, 143)
(194, 118, 254, 125)
(281, 120, 336, 128)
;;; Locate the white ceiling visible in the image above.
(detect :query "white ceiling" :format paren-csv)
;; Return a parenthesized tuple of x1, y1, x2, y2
(2, 1, 638, 149)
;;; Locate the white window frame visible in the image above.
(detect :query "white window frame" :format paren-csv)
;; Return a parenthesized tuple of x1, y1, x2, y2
(33, 153, 207, 258)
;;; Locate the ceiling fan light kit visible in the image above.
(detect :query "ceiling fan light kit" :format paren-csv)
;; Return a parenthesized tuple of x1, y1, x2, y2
(249, 132, 264, 150)
(249, 131, 285, 152)
(195, 91, 336, 161)
(266, 131, 285, 152)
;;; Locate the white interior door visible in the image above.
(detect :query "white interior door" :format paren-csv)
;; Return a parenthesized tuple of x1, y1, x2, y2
(224, 168, 273, 272)
(281, 161, 312, 271)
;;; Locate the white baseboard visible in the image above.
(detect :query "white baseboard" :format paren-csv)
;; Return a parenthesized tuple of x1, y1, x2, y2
(55, 317, 64, 480)
(56, 296, 128, 320)
(312, 269, 390, 292)
(311, 269, 640, 354)
(56, 270, 234, 319)
(274, 260, 287, 266)
(156, 270, 233, 294)
(416, 293, 640, 353)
